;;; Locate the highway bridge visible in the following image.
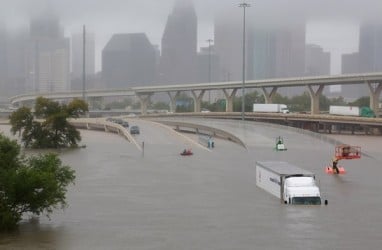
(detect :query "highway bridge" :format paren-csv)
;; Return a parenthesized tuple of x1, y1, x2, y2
(9, 72, 382, 115)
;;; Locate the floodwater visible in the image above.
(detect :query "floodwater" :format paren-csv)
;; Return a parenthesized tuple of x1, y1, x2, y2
(1, 119, 382, 250)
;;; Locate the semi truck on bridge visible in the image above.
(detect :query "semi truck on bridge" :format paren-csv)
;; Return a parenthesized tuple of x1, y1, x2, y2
(253, 104, 289, 114)
(329, 105, 376, 118)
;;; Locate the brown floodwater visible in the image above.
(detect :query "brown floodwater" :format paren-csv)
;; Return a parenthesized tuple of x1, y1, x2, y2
(1, 119, 382, 250)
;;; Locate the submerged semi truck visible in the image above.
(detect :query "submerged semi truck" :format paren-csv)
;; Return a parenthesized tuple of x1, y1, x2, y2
(253, 104, 289, 113)
(256, 161, 324, 205)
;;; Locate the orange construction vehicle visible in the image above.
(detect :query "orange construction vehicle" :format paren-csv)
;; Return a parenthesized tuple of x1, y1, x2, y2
(325, 145, 361, 174)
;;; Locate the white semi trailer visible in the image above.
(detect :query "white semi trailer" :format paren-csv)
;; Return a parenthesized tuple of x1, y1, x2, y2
(256, 161, 324, 205)
(253, 104, 289, 113)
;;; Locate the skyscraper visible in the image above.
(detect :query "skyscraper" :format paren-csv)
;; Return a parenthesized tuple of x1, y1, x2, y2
(28, 13, 70, 93)
(214, 6, 306, 88)
(102, 33, 156, 88)
(159, 0, 197, 84)
(305, 44, 330, 76)
(214, 12, 243, 81)
(339, 52, 367, 100)
(359, 22, 382, 73)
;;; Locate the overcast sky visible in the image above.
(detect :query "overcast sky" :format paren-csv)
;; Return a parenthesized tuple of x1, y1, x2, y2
(1, 0, 382, 73)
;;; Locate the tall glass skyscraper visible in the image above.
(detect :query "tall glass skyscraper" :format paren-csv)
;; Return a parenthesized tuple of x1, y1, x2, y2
(159, 0, 197, 84)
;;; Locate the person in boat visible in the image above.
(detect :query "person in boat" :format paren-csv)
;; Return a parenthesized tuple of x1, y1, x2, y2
(276, 136, 283, 147)
(183, 149, 187, 154)
(332, 157, 339, 174)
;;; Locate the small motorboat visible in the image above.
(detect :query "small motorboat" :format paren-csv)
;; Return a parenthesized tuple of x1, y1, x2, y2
(180, 149, 193, 156)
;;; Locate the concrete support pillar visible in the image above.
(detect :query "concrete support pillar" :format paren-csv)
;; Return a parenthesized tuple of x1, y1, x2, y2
(137, 94, 152, 115)
(167, 91, 180, 113)
(261, 87, 278, 104)
(306, 84, 324, 115)
(223, 89, 238, 112)
(191, 90, 205, 112)
(366, 81, 382, 112)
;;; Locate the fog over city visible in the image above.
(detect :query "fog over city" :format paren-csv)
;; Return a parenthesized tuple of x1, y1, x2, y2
(1, 0, 382, 102)
(2, 0, 382, 73)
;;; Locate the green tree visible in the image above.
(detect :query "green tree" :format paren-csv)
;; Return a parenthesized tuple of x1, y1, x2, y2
(349, 96, 370, 107)
(289, 92, 311, 112)
(0, 134, 75, 231)
(9, 97, 88, 148)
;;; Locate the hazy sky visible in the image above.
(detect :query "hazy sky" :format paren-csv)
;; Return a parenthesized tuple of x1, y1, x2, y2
(1, 0, 381, 73)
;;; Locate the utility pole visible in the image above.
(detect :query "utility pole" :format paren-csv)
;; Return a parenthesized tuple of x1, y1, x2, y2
(82, 25, 86, 101)
(239, 2, 250, 121)
(206, 39, 213, 104)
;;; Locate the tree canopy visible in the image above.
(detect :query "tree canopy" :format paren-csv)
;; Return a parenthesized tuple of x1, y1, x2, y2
(0, 134, 75, 231)
(9, 97, 88, 148)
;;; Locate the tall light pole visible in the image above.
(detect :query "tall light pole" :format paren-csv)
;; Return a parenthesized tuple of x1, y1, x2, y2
(82, 25, 86, 101)
(206, 39, 213, 103)
(239, 2, 250, 121)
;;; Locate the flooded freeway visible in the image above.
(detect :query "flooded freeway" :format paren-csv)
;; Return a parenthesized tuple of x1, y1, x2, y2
(1, 118, 382, 250)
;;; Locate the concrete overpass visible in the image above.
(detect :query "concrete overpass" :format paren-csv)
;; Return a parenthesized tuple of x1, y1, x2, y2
(9, 72, 382, 115)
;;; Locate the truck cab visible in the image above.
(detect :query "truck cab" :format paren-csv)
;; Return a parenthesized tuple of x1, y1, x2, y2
(283, 176, 321, 205)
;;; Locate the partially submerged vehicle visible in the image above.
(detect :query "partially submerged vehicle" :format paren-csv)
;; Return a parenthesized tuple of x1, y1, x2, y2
(275, 136, 287, 151)
(180, 149, 193, 156)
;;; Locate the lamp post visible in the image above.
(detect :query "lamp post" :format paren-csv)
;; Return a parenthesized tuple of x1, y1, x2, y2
(239, 2, 250, 121)
(82, 25, 86, 101)
(206, 39, 213, 103)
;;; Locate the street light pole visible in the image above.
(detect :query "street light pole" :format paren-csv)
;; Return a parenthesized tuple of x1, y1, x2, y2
(206, 39, 213, 103)
(239, 2, 250, 121)
(82, 25, 86, 101)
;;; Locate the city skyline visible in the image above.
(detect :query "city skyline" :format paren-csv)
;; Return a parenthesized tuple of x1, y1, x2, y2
(1, 0, 382, 73)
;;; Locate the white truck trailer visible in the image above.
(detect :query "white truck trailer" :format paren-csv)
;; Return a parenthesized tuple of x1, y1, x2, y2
(329, 105, 376, 118)
(256, 161, 323, 205)
(253, 104, 289, 113)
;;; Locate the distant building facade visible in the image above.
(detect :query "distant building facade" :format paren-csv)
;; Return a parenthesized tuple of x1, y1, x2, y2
(28, 13, 70, 93)
(337, 21, 382, 100)
(305, 44, 330, 76)
(214, 12, 242, 82)
(214, 7, 306, 95)
(3, 29, 29, 97)
(102, 33, 156, 89)
(342, 52, 360, 74)
(159, 0, 198, 84)
(359, 22, 382, 73)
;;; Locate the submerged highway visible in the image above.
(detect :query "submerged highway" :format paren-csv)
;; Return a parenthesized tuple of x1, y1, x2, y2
(1, 118, 382, 250)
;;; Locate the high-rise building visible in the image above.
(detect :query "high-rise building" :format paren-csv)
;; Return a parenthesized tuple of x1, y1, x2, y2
(248, 27, 276, 80)
(214, 11, 243, 82)
(273, 25, 306, 79)
(102, 33, 156, 89)
(196, 45, 220, 83)
(4, 30, 29, 97)
(159, 0, 197, 84)
(359, 22, 382, 73)
(71, 30, 96, 90)
(342, 52, 360, 74)
(214, 6, 306, 89)
(339, 52, 368, 100)
(28, 13, 70, 93)
(305, 44, 330, 76)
